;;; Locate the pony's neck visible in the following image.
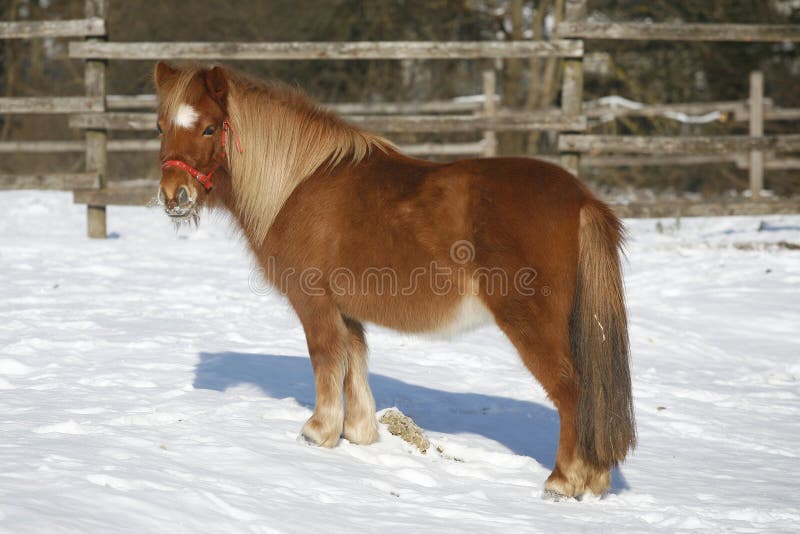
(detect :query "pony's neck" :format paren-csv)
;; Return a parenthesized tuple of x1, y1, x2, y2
(222, 78, 391, 246)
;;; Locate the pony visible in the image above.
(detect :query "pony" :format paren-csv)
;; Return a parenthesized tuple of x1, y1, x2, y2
(153, 62, 636, 499)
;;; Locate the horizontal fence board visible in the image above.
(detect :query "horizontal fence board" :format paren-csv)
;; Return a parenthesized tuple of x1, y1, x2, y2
(581, 155, 800, 170)
(106, 94, 158, 110)
(763, 158, 800, 170)
(0, 139, 483, 155)
(611, 199, 800, 218)
(106, 94, 495, 114)
(735, 157, 800, 170)
(582, 154, 737, 167)
(400, 142, 485, 156)
(73, 182, 800, 218)
(71, 111, 585, 133)
(331, 100, 491, 114)
(70, 113, 155, 130)
(0, 96, 104, 114)
(556, 22, 800, 42)
(0, 173, 100, 190)
(347, 111, 586, 132)
(4, 137, 793, 163)
(0, 140, 161, 152)
(764, 107, 800, 121)
(0, 141, 85, 153)
(108, 93, 800, 121)
(0, 17, 105, 39)
(107, 139, 160, 151)
(69, 40, 583, 60)
(558, 134, 800, 154)
(74, 184, 158, 206)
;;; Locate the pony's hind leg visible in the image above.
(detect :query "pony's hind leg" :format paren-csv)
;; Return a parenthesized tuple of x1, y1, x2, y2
(491, 297, 610, 498)
(296, 300, 349, 448)
(341, 317, 379, 445)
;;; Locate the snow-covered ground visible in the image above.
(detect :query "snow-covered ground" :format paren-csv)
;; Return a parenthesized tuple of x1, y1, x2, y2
(1, 190, 798, 533)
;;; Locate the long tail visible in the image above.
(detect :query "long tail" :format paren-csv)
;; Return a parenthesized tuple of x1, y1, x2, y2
(570, 200, 636, 468)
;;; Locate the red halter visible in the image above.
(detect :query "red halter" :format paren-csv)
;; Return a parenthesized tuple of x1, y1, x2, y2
(161, 120, 243, 191)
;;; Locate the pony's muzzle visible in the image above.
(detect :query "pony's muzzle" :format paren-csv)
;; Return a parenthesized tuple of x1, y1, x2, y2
(160, 184, 195, 217)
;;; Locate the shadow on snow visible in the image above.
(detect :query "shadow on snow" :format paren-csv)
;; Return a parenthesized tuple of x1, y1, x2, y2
(194, 351, 629, 492)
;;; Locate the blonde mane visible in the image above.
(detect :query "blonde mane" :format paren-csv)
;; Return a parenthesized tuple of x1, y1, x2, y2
(162, 67, 393, 245)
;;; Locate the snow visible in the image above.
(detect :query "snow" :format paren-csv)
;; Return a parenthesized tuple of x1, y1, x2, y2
(589, 95, 723, 124)
(1, 190, 799, 533)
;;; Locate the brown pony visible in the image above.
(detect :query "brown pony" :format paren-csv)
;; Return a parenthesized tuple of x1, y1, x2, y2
(154, 62, 636, 499)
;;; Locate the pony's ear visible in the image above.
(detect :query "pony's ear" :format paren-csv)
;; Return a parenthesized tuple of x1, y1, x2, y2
(204, 66, 229, 109)
(153, 61, 177, 89)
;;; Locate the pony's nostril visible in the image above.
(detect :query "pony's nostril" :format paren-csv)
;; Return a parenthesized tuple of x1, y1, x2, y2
(177, 186, 190, 206)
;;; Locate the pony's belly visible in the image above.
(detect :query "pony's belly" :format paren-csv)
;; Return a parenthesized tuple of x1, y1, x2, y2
(433, 294, 495, 336)
(348, 293, 495, 336)
(333, 268, 495, 335)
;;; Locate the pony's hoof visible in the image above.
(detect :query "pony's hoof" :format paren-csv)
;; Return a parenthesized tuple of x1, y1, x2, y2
(342, 417, 379, 445)
(297, 433, 316, 446)
(541, 489, 576, 502)
(301, 417, 341, 448)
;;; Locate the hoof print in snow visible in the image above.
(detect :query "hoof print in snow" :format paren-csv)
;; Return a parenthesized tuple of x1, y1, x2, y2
(379, 408, 430, 454)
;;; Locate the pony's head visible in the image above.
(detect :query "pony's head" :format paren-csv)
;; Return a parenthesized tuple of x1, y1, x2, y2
(152, 61, 391, 242)
(153, 62, 235, 223)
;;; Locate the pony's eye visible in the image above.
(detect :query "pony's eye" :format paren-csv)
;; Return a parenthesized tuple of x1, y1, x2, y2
(156, 123, 163, 135)
(202, 125, 215, 136)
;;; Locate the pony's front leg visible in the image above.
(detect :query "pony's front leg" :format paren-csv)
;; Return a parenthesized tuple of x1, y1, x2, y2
(341, 317, 379, 445)
(296, 299, 348, 448)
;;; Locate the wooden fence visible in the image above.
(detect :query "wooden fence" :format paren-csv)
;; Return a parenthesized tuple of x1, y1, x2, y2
(2, 0, 799, 237)
(553, 0, 800, 203)
(0, 2, 106, 204)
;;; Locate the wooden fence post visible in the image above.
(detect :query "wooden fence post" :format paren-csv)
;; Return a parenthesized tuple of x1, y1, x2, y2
(749, 71, 764, 200)
(559, 0, 585, 176)
(84, 0, 108, 238)
(482, 70, 497, 157)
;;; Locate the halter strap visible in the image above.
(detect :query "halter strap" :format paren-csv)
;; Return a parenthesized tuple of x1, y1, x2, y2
(161, 120, 243, 191)
(161, 159, 218, 191)
(220, 120, 243, 155)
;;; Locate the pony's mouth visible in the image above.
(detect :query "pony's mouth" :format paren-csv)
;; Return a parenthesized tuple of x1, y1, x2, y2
(151, 189, 199, 225)
(166, 207, 199, 225)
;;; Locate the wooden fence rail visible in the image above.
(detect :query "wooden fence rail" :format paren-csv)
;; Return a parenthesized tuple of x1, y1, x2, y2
(558, 134, 800, 154)
(69, 40, 583, 61)
(581, 155, 800, 170)
(556, 22, 800, 42)
(0, 141, 87, 153)
(69, 110, 586, 133)
(102, 93, 800, 122)
(0, 97, 104, 113)
(104, 94, 497, 114)
(0, 173, 100, 190)
(70, 181, 800, 220)
(0, 139, 486, 156)
(0, 17, 105, 39)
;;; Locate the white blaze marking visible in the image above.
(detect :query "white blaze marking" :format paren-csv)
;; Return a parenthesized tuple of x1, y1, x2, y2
(173, 103, 199, 129)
